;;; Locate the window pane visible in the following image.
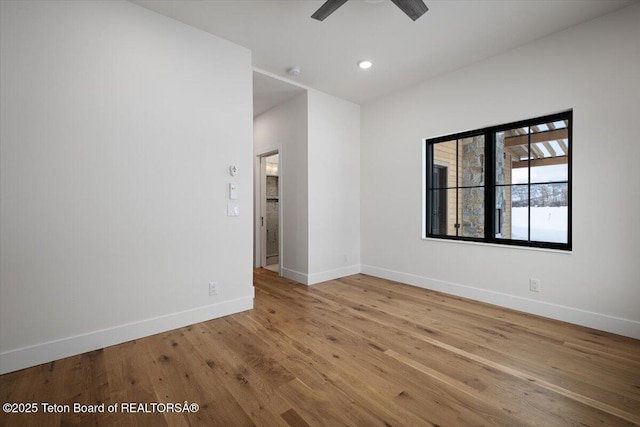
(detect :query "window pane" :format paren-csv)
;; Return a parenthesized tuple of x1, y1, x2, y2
(530, 184, 569, 243)
(530, 162, 568, 184)
(460, 187, 484, 238)
(501, 184, 529, 241)
(433, 139, 457, 188)
(461, 135, 484, 187)
(495, 131, 511, 186)
(529, 120, 569, 183)
(430, 189, 457, 236)
(495, 184, 510, 238)
(530, 182, 568, 208)
(501, 127, 530, 185)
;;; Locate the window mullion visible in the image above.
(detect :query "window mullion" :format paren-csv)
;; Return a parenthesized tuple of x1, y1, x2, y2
(485, 130, 495, 242)
(527, 128, 531, 242)
(455, 138, 459, 237)
(425, 142, 433, 235)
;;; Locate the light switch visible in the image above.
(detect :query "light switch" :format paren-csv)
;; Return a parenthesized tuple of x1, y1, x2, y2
(227, 203, 239, 217)
(229, 182, 238, 200)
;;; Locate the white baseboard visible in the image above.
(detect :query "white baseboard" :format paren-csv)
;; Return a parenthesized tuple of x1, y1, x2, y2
(0, 295, 254, 375)
(361, 265, 640, 340)
(281, 267, 309, 285)
(308, 264, 361, 285)
(281, 265, 361, 286)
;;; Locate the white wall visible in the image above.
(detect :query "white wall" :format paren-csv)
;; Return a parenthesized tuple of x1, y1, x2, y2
(307, 90, 361, 284)
(361, 4, 640, 338)
(0, 0, 254, 374)
(254, 92, 309, 282)
(253, 88, 361, 285)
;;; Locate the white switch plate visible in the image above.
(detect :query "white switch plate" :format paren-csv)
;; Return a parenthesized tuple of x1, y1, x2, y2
(227, 203, 239, 216)
(209, 282, 218, 296)
(229, 182, 238, 200)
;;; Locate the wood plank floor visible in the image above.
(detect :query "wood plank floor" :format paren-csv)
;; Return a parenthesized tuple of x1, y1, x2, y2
(1, 269, 639, 426)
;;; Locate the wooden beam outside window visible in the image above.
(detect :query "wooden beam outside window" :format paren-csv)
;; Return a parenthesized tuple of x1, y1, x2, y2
(512, 156, 569, 169)
(504, 128, 568, 148)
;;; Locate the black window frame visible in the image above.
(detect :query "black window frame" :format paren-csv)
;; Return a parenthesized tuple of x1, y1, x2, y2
(425, 111, 572, 251)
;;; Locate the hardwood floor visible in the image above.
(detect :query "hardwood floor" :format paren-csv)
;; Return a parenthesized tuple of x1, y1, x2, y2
(1, 269, 639, 426)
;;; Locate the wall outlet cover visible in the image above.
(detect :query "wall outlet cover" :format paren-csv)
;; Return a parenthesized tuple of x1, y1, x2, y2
(530, 278, 541, 292)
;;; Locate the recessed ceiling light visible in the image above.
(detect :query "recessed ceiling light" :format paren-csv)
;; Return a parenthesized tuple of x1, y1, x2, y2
(358, 60, 373, 70)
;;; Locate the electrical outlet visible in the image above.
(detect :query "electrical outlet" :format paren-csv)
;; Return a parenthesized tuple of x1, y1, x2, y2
(529, 278, 541, 293)
(209, 282, 218, 296)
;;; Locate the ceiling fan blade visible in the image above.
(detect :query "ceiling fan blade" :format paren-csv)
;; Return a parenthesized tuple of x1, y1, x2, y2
(311, 0, 349, 21)
(390, 0, 428, 21)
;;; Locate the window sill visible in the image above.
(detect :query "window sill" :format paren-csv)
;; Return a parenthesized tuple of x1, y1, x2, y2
(422, 237, 572, 254)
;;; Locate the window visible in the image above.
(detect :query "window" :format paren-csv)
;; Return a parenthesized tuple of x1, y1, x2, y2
(425, 111, 571, 250)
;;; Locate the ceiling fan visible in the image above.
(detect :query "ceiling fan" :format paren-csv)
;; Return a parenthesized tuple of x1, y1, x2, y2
(312, 0, 428, 22)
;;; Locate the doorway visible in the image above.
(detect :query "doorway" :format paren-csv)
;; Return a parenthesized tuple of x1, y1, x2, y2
(257, 152, 281, 273)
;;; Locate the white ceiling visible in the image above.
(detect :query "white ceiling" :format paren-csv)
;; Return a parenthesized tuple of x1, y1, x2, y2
(133, 0, 635, 108)
(253, 71, 305, 116)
